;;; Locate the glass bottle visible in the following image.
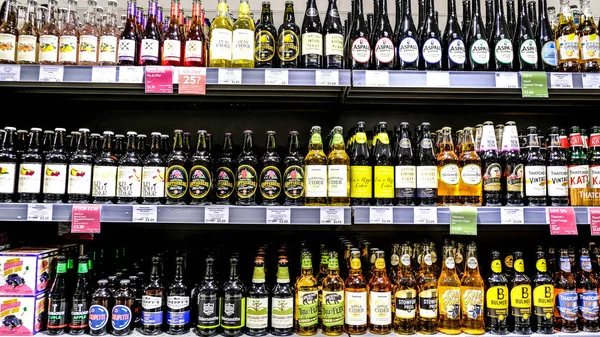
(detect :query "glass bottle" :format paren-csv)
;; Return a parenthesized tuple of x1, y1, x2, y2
(501, 121, 522, 206)
(322, 0, 343, 68)
(327, 126, 350, 206)
(16, 0, 37, 64)
(305, 126, 327, 206)
(546, 127, 569, 206)
(231, 0, 254, 68)
(69, 256, 90, 335)
(395, 122, 416, 206)
(460, 244, 484, 335)
(183, 0, 205, 66)
(578, 0, 599, 72)
(89, 279, 111, 336)
(254, 1, 277, 68)
(188, 130, 212, 204)
(246, 257, 268, 336)
(575, 248, 598, 332)
(524, 126, 546, 206)
(417, 123, 437, 206)
(537, 0, 557, 70)
(165, 130, 189, 205)
(92, 132, 117, 204)
(161, 0, 183, 66)
(344, 250, 367, 334)
(317, 249, 330, 326)
(98, 0, 118, 65)
(351, 122, 371, 206)
(437, 127, 459, 206)
(567, 126, 588, 201)
(486, 250, 508, 335)
(112, 279, 135, 336)
(394, 244, 417, 334)
(260, 131, 281, 205)
(438, 245, 461, 334)
(515, 0, 539, 70)
(506, 0, 516, 36)
(371, 0, 394, 69)
(458, 127, 482, 206)
(271, 258, 293, 336)
(533, 250, 554, 334)
(283, 131, 304, 206)
(214, 133, 235, 205)
(118, 0, 138, 65)
(480, 122, 501, 206)
(373, 122, 393, 205)
(485, 0, 494, 36)
(368, 250, 392, 334)
(556, 0, 579, 72)
(462, 0, 472, 38)
(58, 0, 78, 65)
(528, 1, 538, 32)
(443, 0, 467, 70)
(68, 128, 92, 203)
(78, 0, 99, 65)
(0, 0, 17, 63)
(221, 257, 245, 337)
(43, 128, 67, 203)
(416, 244, 437, 334)
(47, 256, 68, 335)
(141, 256, 165, 335)
(139, 0, 161, 65)
(418, 0, 442, 69)
(17, 128, 42, 203)
(394, 0, 418, 69)
(278, 1, 300, 68)
(347, 0, 370, 69)
(510, 251, 532, 334)
(196, 257, 221, 337)
(236, 130, 258, 206)
(294, 252, 318, 335)
(166, 257, 190, 334)
(116, 132, 142, 204)
(490, 0, 514, 70)
(141, 132, 166, 204)
(467, 0, 491, 70)
(322, 251, 345, 336)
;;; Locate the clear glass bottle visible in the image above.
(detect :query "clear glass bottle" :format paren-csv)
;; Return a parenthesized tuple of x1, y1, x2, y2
(38, 0, 59, 64)
(578, 0, 599, 72)
(231, 0, 254, 67)
(209, 0, 233, 67)
(460, 244, 484, 335)
(394, 244, 417, 334)
(43, 128, 68, 203)
(305, 126, 328, 206)
(0, 0, 18, 63)
(327, 126, 350, 206)
(556, 0, 580, 71)
(98, 0, 118, 65)
(58, 0, 78, 65)
(416, 244, 437, 334)
(16, 0, 38, 64)
(78, 0, 99, 65)
(437, 127, 459, 206)
(296, 252, 319, 335)
(438, 245, 461, 334)
(322, 251, 345, 336)
(161, 0, 183, 66)
(458, 127, 482, 206)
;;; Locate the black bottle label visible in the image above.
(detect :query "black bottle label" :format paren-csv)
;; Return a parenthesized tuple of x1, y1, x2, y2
(283, 165, 304, 199)
(165, 165, 188, 199)
(48, 298, 68, 329)
(221, 295, 245, 328)
(197, 294, 220, 328)
(255, 31, 276, 62)
(260, 166, 282, 199)
(189, 165, 212, 199)
(215, 167, 235, 199)
(70, 299, 90, 329)
(236, 165, 257, 199)
(111, 304, 132, 331)
(89, 304, 109, 331)
(278, 30, 299, 61)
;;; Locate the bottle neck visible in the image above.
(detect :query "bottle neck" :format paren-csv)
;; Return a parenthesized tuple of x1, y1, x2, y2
(496, 0, 505, 16)
(173, 133, 183, 151)
(170, 1, 179, 23)
(242, 134, 254, 153)
(77, 133, 89, 152)
(284, 5, 295, 22)
(472, 0, 481, 15)
(581, 1, 592, 18)
(150, 262, 160, 280)
(426, 0, 434, 16)
(309, 134, 324, 152)
(539, 0, 547, 18)
(261, 5, 270, 23)
(192, 1, 201, 20)
(288, 134, 299, 155)
(266, 135, 276, 153)
(223, 136, 233, 154)
(196, 134, 207, 154)
(379, 0, 387, 16)
(229, 263, 238, 280)
(518, 0, 527, 15)
(174, 262, 184, 282)
(150, 136, 160, 154)
(277, 265, 290, 283)
(204, 263, 214, 280)
(448, 0, 457, 16)
(85, 3, 96, 25)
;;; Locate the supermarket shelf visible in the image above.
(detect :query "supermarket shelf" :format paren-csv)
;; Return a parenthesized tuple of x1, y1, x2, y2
(350, 333, 588, 337)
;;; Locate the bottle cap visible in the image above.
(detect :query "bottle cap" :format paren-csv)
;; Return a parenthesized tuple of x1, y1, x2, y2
(127, 131, 137, 136)
(55, 128, 66, 132)
(30, 128, 42, 132)
(151, 132, 161, 136)
(78, 128, 90, 132)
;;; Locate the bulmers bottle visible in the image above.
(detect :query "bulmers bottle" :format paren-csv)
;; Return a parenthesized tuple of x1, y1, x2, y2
(510, 251, 532, 334)
(236, 130, 258, 206)
(165, 130, 189, 205)
(278, 1, 301, 68)
(532, 250, 554, 334)
(350, 122, 371, 206)
(443, 0, 467, 70)
(486, 251, 508, 335)
(546, 127, 568, 206)
(215, 133, 236, 205)
(524, 126, 546, 206)
(301, 0, 322, 68)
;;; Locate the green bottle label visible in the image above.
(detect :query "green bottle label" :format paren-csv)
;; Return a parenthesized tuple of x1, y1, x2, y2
(332, 133, 343, 145)
(301, 257, 312, 269)
(57, 262, 67, 274)
(321, 254, 330, 265)
(328, 257, 339, 269)
(252, 266, 266, 283)
(87, 259, 93, 271)
(277, 266, 290, 282)
(67, 259, 74, 269)
(78, 263, 88, 274)
(310, 133, 322, 144)
(297, 290, 319, 327)
(322, 290, 344, 327)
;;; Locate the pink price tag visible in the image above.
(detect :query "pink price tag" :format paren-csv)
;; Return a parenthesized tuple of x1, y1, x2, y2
(589, 208, 600, 235)
(145, 66, 173, 93)
(71, 205, 101, 233)
(178, 67, 206, 95)
(547, 207, 578, 235)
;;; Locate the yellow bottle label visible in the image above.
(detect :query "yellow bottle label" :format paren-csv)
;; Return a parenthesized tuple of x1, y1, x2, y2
(350, 257, 361, 270)
(350, 166, 372, 198)
(514, 259, 525, 273)
(510, 284, 532, 318)
(374, 166, 394, 198)
(355, 132, 367, 144)
(375, 257, 385, 269)
(491, 260, 502, 273)
(533, 285, 554, 319)
(377, 133, 390, 144)
(536, 259, 547, 272)
(439, 287, 460, 319)
(486, 285, 508, 310)
(461, 288, 483, 318)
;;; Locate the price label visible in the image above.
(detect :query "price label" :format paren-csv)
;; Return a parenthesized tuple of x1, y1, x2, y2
(365, 70, 389, 87)
(218, 68, 242, 84)
(500, 207, 524, 224)
(71, 205, 101, 233)
(39, 65, 64, 82)
(521, 71, 549, 98)
(450, 206, 477, 235)
(316, 69, 339, 86)
(27, 204, 52, 221)
(118, 66, 144, 83)
(205, 206, 229, 223)
(266, 207, 291, 224)
(588, 208, 600, 235)
(320, 207, 345, 224)
(92, 66, 117, 82)
(495, 72, 519, 88)
(369, 207, 393, 224)
(582, 73, 600, 89)
(264, 69, 289, 85)
(178, 67, 206, 95)
(132, 205, 157, 222)
(426, 71, 450, 87)
(0, 65, 20, 81)
(547, 207, 578, 235)
(550, 73, 574, 88)
(145, 66, 173, 93)
(414, 207, 438, 224)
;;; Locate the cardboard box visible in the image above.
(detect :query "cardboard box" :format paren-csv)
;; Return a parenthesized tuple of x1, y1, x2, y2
(0, 293, 46, 335)
(0, 249, 58, 296)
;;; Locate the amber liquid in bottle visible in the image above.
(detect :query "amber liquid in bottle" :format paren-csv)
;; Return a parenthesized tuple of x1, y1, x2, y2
(437, 127, 460, 205)
(555, 0, 579, 72)
(368, 251, 392, 334)
(321, 252, 345, 336)
(394, 244, 417, 334)
(438, 245, 461, 334)
(458, 127, 482, 206)
(344, 251, 367, 334)
(327, 126, 350, 206)
(578, 0, 599, 72)
(416, 244, 437, 334)
(304, 127, 328, 206)
(460, 244, 484, 335)
(295, 252, 319, 335)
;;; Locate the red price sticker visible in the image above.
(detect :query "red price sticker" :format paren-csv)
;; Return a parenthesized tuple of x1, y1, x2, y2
(178, 67, 206, 95)
(71, 205, 101, 233)
(589, 208, 600, 235)
(547, 207, 578, 235)
(145, 66, 173, 93)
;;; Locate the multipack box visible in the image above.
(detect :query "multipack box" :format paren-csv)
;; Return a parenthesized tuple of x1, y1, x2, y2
(0, 293, 46, 335)
(0, 249, 58, 296)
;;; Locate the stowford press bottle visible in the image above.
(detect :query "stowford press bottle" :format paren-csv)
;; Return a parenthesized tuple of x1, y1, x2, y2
(394, 244, 417, 334)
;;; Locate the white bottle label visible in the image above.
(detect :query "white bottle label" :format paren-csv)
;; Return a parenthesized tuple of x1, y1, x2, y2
(460, 164, 482, 185)
(78, 35, 98, 62)
(67, 164, 92, 195)
(495, 38, 514, 64)
(581, 34, 600, 61)
(351, 37, 370, 63)
(0, 163, 16, 193)
(568, 165, 589, 188)
(39, 35, 59, 62)
(210, 28, 232, 61)
(422, 38, 442, 63)
(591, 165, 600, 188)
(117, 166, 142, 198)
(547, 166, 568, 196)
(271, 297, 293, 328)
(184, 40, 203, 61)
(0, 33, 16, 61)
(369, 291, 392, 325)
(92, 165, 117, 197)
(374, 37, 394, 63)
(140, 39, 159, 61)
(18, 163, 42, 193)
(167, 296, 189, 310)
(417, 166, 438, 188)
(525, 165, 546, 196)
(99, 35, 118, 63)
(448, 39, 466, 64)
(142, 295, 162, 309)
(344, 291, 367, 325)
(327, 165, 348, 197)
(541, 41, 558, 66)
(325, 33, 344, 57)
(58, 35, 78, 63)
(301, 32, 323, 56)
(558, 34, 579, 61)
(470, 39, 489, 65)
(246, 297, 268, 329)
(118, 39, 136, 61)
(16, 35, 37, 62)
(305, 165, 327, 197)
(162, 39, 181, 61)
(398, 37, 419, 63)
(232, 29, 254, 62)
(440, 164, 459, 185)
(141, 166, 166, 198)
(395, 166, 416, 188)
(43, 163, 67, 194)
(519, 39, 538, 65)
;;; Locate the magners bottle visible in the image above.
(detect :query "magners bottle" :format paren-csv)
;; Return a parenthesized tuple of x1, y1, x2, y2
(351, 122, 372, 206)
(394, 244, 417, 334)
(344, 250, 367, 334)
(554, 248, 578, 332)
(533, 250, 554, 334)
(486, 251, 509, 334)
(576, 248, 599, 332)
(368, 251, 392, 334)
(417, 244, 437, 334)
(322, 251, 345, 336)
(437, 127, 459, 206)
(438, 245, 461, 334)
(236, 130, 258, 206)
(296, 252, 319, 335)
(460, 244, 484, 334)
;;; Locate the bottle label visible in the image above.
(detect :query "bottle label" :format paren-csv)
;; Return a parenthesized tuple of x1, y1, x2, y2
(297, 290, 318, 327)
(581, 34, 600, 61)
(210, 28, 232, 61)
(568, 165, 589, 188)
(215, 167, 235, 199)
(510, 284, 532, 318)
(118, 39, 136, 61)
(395, 289, 417, 318)
(48, 298, 67, 329)
(541, 41, 558, 66)
(482, 163, 501, 191)
(460, 163, 481, 185)
(494, 38, 514, 64)
(89, 304, 109, 331)
(418, 289, 438, 318)
(536, 258, 547, 272)
(534, 284, 554, 319)
(140, 39, 159, 61)
(398, 37, 419, 63)
(578, 290, 599, 320)
(445, 256, 455, 269)
(506, 163, 523, 192)
(233, 29, 254, 61)
(184, 40, 203, 61)
(591, 165, 600, 188)
(374, 166, 394, 198)
(462, 289, 483, 319)
(470, 39, 490, 65)
(17, 163, 42, 193)
(374, 37, 394, 63)
(344, 291, 367, 325)
(92, 166, 117, 197)
(167, 296, 190, 325)
(278, 30, 299, 62)
(547, 166, 568, 196)
(283, 165, 304, 199)
(581, 255, 592, 271)
(301, 32, 322, 56)
(141, 166, 166, 198)
(189, 165, 212, 199)
(163, 39, 181, 61)
(99, 35, 118, 63)
(58, 35, 77, 63)
(17, 35, 37, 63)
(142, 295, 163, 325)
(236, 164, 257, 199)
(368, 291, 391, 325)
(68, 164, 92, 195)
(555, 289, 578, 321)
(486, 286, 509, 319)
(558, 34, 579, 61)
(519, 39, 539, 66)
(167, 296, 190, 310)
(448, 39, 466, 64)
(400, 253, 410, 266)
(322, 291, 344, 327)
(327, 165, 348, 197)
(222, 295, 245, 328)
(525, 165, 546, 196)
(440, 164, 459, 185)
(439, 288, 460, 319)
(325, 33, 344, 57)
(560, 256, 571, 272)
(79, 35, 99, 62)
(417, 165, 437, 198)
(271, 297, 293, 328)
(255, 31, 275, 62)
(351, 37, 370, 63)
(395, 165, 416, 197)
(260, 166, 282, 199)
(111, 304, 132, 331)
(197, 293, 219, 328)
(39, 35, 59, 62)
(422, 38, 442, 64)
(70, 299, 90, 329)
(117, 166, 142, 198)
(43, 163, 67, 194)
(166, 165, 188, 199)
(246, 297, 268, 329)
(350, 166, 372, 198)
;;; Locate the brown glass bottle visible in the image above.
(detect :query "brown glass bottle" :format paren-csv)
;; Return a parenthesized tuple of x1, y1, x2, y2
(165, 130, 189, 205)
(43, 128, 68, 203)
(437, 127, 459, 205)
(189, 130, 212, 205)
(260, 131, 282, 205)
(215, 133, 235, 205)
(236, 130, 258, 206)
(368, 251, 392, 334)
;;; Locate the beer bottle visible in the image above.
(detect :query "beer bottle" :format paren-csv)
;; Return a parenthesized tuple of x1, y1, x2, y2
(215, 133, 235, 205)
(42, 128, 67, 203)
(17, 128, 42, 203)
(245, 257, 268, 336)
(165, 130, 189, 205)
(138, 0, 161, 65)
(479, 122, 500, 205)
(443, 0, 467, 70)
(231, 0, 254, 68)
(437, 127, 459, 206)
(578, 0, 599, 72)
(209, 0, 233, 67)
(466, 0, 491, 70)
(568, 126, 589, 199)
(506, 0, 516, 36)
(458, 127, 482, 206)
(116, 132, 142, 204)
(161, 0, 183, 66)
(486, 251, 509, 334)
(278, 1, 301, 68)
(577, 248, 599, 331)
(490, 0, 514, 70)
(537, 0, 558, 71)
(281, 131, 304, 205)
(416, 244, 437, 334)
(395, 123, 416, 206)
(327, 127, 350, 206)
(254, 1, 277, 68)
(366, 251, 392, 334)
(350, 122, 371, 206)
(196, 257, 221, 337)
(460, 244, 484, 334)
(323, 0, 343, 69)
(485, 0, 494, 36)
(166, 257, 190, 334)
(69, 256, 90, 335)
(515, 0, 539, 70)
(47, 256, 68, 335)
(532, 250, 554, 334)
(141, 256, 165, 334)
(524, 126, 546, 206)
(394, 244, 417, 334)
(221, 257, 245, 336)
(141, 132, 166, 204)
(417, 123, 437, 206)
(236, 130, 258, 206)
(301, 0, 322, 68)
(554, 248, 578, 332)
(371, 0, 394, 69)
(555, 0, 579, 72)
(322, 251, 344, 335)
(344, 250, 367, 334)
(546, 127, 569, 206)
(394, 0, 418, 69)
(373, 122, 394, 205)
(347, 0, 370, 69)
(112, 279, 135, 336)
(272, 258, 294, 335)
(418, 0, 442, 70)
(438, 245, 461, 334)
(118, 0, 139, 65)
(501, 122, 522, 206)
(510, 251, 532, 334)
(461, 0, 472, 38)
(89, 279, 111, 335)
(259, 131, 282, 205)
(189, 130, 213, 205)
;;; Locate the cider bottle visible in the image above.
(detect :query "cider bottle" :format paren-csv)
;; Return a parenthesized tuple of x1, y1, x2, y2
(460, 244, 484, 334)
(38, 0, 59, 64)
(189, 130, 212, 205)
(568, 126, 589, 198)
(139, 0, 161, 65)
(278, 1, 301, 68)
(576, 248, 599, 332)
(58, 0, 78, 65)
(322, 0, 344, 69)
(524, 126, 546, 206)
(368, 251, 392, 334)
(254, 1, 277, 68)
(165, 130, 189, 205)
(161, 0, 183, 66)
(501, 122, 523, 206)
(480, 122, 501, 206)
(466, 0, 490, 71)
(246, 256, 269, 336)
(417, 244, 437, 334)
(556, 0, 579, 72)
(305, 126, 327, 206)
(373, 122, 394, 206)
(417, 123, 437, 206)
(395, 122, 416, 206)
(438, 245, 461, 334)
(231, 0, 254, 68)
(537, 0, 558, 71)
(235, 130, 258, 206)
(344, 250, 367, 334)
(327, 127, 350, 206)
(437, 127, 459, 206)
(0, 0, 18, 64)
(118, 0, 138, 65)
(271, 258, 294, 336)
(514, 0, 539, 70)
(350, 122, 372, 206)
(322, 251, 345, 336)
(296, 252, 319, 335)
(16, 0, 37, 64)
(394, 244, 417, 334)
(489, 0, 514, 70)
(546, 127, 569, 206)
(317, 249, 330, 326)
(443, 0, 467, 70)
(418, 0, 442, 70)
(458, 127, 482, 206)
(578, 0, 599, 72)
(209, 0, 233, 67)
(43, 128, 68, 203)
(371, 0, 394, 69)
(554, 248, 578, 332)
(533, 250, 554, 334)
(78, 0, 100, 65)
(214, 133, 235, 205)
(486, 251, 508, 334)
(183, 0, 205, 66)
(510, 251, 532, 334)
